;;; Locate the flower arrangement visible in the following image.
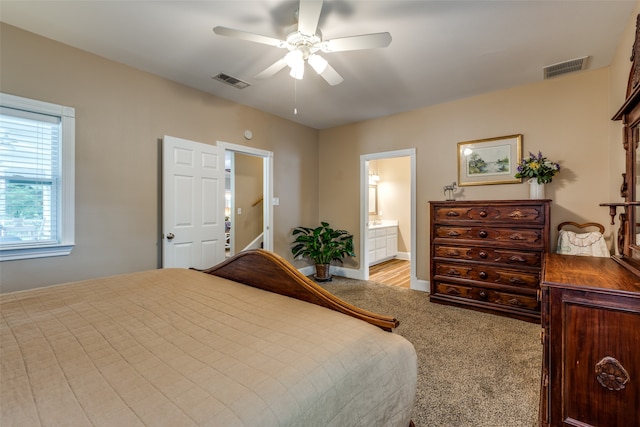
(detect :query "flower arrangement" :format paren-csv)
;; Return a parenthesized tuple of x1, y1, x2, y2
(515, 151, 560, 184)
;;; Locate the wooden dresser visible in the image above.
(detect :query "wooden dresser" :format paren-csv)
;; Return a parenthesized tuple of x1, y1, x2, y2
(540, 254, 640, 427)
(429, 199, 550, 322)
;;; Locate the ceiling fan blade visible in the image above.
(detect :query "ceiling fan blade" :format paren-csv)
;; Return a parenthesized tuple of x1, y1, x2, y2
(255, 58, 288, 79)
(318, 62, 343, 86)
(213, 26, 286, 48)
(321, 32, 392, 52)
(297, 0, 323, 36)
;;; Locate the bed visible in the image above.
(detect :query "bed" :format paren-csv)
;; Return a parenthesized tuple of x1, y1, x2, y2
(0, 249, 417, 426)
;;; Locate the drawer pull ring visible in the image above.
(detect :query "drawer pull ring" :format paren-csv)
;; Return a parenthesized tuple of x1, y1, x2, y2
(508, 255, 526, 263)
(595, 357, 630, 391)
(448, 230, 460, 237)
(479, 271, 488, 279)
(478, 230, 488, 238)
(446, 211, 460, 217)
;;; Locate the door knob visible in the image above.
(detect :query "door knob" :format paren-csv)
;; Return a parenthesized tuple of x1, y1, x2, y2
(166, 233, 175, 240)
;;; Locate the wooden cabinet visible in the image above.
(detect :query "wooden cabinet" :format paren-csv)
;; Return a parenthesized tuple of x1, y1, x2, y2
(429, 200, 550, 322)
(540, 254, 640, 427)
(368, 224, 398, 266)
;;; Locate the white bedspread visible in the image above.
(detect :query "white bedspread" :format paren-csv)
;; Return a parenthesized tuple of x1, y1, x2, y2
(1, 268, 417, 426)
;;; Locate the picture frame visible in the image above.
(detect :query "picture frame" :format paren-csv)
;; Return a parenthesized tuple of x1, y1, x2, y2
(457, 134, 522, 186)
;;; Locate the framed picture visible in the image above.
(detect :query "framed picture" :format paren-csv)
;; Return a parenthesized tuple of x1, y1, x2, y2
(457, 134, 522, 186)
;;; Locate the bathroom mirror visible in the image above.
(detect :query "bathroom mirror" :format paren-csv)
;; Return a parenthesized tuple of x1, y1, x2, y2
(369, 185, 378, 215)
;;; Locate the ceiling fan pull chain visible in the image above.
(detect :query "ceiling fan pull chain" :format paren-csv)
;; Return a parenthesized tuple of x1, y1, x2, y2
(293, 79, 298, 115)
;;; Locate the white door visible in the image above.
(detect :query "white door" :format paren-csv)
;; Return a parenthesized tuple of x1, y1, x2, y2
(162, 135, 225, 269)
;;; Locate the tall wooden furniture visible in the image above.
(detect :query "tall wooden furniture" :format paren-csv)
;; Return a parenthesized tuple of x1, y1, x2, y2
(429, 200, 550, 322)
(540, 254, 640, 427)
(603, 14, 640, 276)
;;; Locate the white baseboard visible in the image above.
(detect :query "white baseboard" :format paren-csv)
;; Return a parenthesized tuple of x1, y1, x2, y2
(297, 265, 315, 277)
(412, 279, 429, 293)
(396, 252, 410, 261)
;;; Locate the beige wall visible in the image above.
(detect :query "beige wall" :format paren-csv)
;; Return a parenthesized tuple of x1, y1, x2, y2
(320, 68, 612, 281)
(0, 23, 319, 292)
(371, 157, 411, 253)
(233, 153, 264, 252)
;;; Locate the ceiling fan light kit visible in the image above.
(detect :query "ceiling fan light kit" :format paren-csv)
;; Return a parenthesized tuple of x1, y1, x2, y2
(212, 0, 391, 87)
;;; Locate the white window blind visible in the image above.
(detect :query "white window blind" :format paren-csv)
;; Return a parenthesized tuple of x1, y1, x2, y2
(0, 93, 75, 261)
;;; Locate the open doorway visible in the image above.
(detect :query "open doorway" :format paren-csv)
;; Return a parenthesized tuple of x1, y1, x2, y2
(219, 141, 273, 256)
(360, 149, 416, 289)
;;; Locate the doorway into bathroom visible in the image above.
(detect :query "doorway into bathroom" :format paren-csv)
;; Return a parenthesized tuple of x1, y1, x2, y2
(361, 149, 416, 289)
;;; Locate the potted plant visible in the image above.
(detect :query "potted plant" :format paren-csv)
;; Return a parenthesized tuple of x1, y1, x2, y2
(515, 151, 560, 199)
(291, 221, 356, 281)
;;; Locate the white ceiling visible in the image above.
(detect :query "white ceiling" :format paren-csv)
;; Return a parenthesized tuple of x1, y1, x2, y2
(1, 1, 636, 129)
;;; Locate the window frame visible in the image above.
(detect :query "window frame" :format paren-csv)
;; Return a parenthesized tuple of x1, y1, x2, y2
(0, 93, 75, 261)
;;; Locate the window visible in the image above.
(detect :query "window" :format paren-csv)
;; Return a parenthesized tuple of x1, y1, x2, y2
(0, 93, 75, 261)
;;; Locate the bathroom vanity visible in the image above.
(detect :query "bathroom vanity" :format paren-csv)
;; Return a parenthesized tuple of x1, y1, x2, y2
(368, 220, 398, 266)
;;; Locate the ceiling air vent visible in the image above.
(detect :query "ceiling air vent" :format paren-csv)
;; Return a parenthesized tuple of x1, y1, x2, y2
(212, 73, 251, 89)
(543, 56, 589, 79)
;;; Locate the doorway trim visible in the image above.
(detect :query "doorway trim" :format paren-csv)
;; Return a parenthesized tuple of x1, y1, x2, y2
(218, 141, 274, 252)
(360, 149, 418, 289)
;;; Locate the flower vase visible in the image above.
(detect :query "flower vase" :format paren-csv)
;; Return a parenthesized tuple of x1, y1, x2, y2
(528, 179, 545, 199)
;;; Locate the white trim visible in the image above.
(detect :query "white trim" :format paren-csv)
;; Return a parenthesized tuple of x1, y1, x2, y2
(0, 245, 74, 261)
(360, 149, 420, 290)
(217, 141, 274, 252)
(0, 93, 75, 261)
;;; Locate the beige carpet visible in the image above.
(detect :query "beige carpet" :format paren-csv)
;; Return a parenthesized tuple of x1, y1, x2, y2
(321, 276, 541, 427)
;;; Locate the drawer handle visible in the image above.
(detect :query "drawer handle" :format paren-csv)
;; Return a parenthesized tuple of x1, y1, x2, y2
(509, 233, 525, 240)
(445, 287, 461, 296)
(446, 211, 460, 217)
(478, 230, 488, 238)
(478, 290, 488, 299)
(479, 211, 488, 218)
(595, 357, 630, 391)
(508, 255, 526, 263)
(447, 250, 461, 256)
(478, 271, 488, 280)
(509, 277, 526, 285)
(508, 298, 522, 306)
(478, 251, 488, 258)
(447, 230, 460, 237)
(447, 269, 461, 276)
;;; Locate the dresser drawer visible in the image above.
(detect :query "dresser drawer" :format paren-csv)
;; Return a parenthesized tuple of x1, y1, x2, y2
(434, 261, 540, 289)
(432, 205, 545, 225)
(434, 282, 540, 311)
(433, 245, 542, 267)
(434, 225, 544, 247)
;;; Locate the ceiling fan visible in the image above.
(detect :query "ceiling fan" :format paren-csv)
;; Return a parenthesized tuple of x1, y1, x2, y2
(213, 0, 392, 86)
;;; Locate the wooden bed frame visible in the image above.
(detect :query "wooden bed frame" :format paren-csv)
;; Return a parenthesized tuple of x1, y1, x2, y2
(198, 249, 400, 331)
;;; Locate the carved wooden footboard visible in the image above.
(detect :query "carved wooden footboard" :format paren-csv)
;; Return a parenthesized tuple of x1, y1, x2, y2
(198, 249, 400, 331)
